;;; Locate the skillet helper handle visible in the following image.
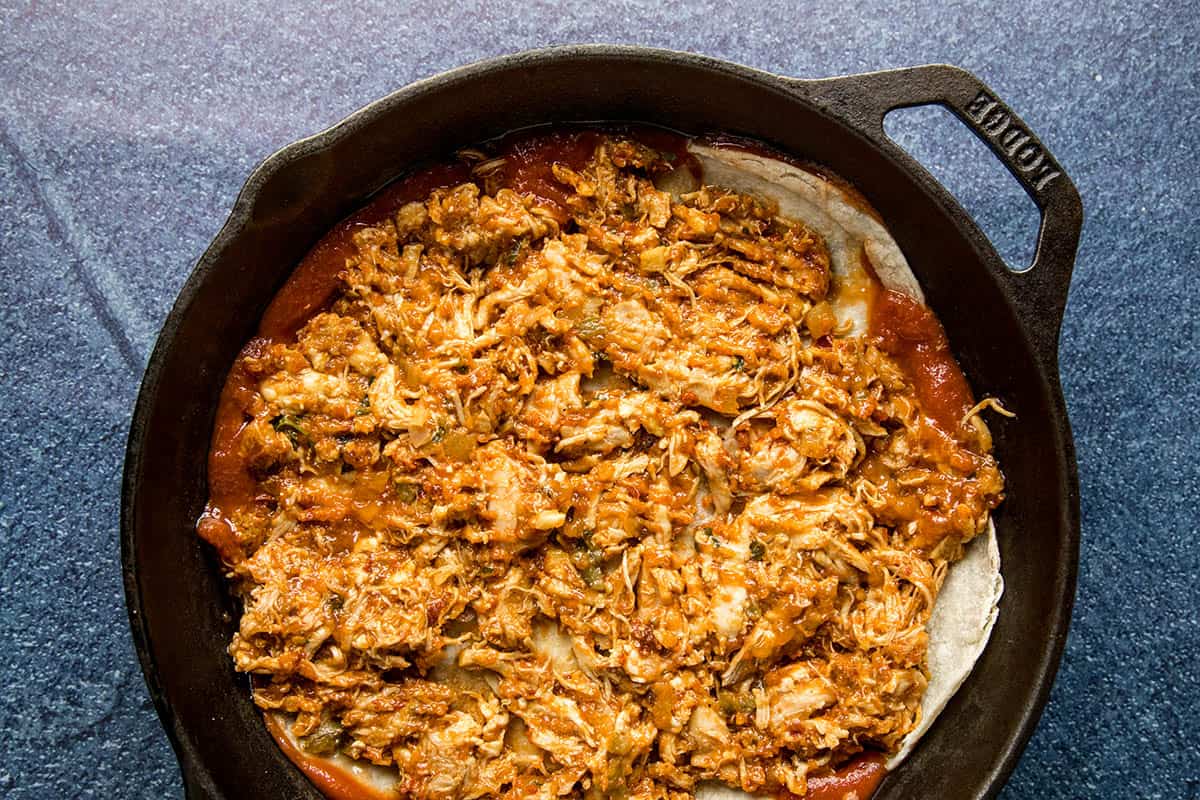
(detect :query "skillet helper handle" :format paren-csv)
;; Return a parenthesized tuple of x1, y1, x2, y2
(789, 65, 1082, 356)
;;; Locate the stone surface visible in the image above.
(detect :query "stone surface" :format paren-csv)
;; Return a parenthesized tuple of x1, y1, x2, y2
(1, 2, 1197, 798)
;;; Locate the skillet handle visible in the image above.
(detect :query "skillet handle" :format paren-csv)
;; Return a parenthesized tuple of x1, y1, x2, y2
(787, 65, 1082, 357)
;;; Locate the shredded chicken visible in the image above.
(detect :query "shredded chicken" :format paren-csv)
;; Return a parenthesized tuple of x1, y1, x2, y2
(205, 134, 1004, 799)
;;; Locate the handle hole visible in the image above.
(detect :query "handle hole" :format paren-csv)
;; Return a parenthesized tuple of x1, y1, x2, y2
(884, 105, 1040, 273)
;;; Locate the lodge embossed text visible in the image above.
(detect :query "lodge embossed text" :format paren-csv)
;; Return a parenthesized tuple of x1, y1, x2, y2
(964, 91, 1061, 191)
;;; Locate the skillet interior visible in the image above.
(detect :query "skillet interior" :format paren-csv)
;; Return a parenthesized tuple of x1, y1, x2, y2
(122, 47, 1078, 800)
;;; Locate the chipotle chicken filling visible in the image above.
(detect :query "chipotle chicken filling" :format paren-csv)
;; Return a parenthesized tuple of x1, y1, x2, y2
(202, 134, 1004, 799)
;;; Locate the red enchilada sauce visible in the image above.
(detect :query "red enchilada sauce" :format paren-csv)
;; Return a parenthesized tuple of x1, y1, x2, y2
(801, 753, 888, 800)
(497, 129, 603, 219)
(870, 288, 975, 437)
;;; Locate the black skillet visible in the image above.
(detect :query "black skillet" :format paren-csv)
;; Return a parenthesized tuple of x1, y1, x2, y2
(122, 45, 1081, 800)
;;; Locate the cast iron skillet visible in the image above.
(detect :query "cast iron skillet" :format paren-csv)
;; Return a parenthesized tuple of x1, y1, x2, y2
(122, 45, 1081, 800)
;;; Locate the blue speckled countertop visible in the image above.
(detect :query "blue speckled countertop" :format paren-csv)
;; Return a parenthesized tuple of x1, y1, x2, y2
(2, 2, 1197, 798)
